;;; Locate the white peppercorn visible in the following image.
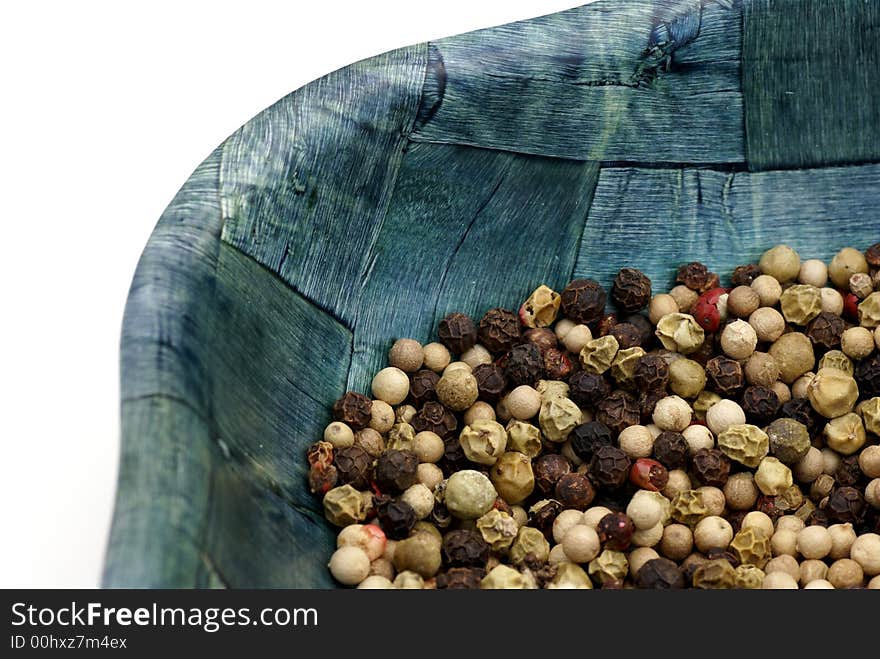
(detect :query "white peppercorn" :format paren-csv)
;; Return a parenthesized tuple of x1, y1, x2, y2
(860, 445, 880, 479)
(582, 506, 614, 530)
(741, 511, 774, 539)
(422, 342, 451, 372)
(751, 275, 783, 307)
(759, 244, 801, 283)
(682, 425, 715, 456)
(841, 326, 875, 359)
(369, 401, 395, 434)
(401, 483, 435, 520)
(395, 404, 417, 424)
(652, 395, 692, 432)
(821, 447, 841, 475)
(388, 338, 424, 373)
(828, 247, 868, 289)
(761, 571, 798, 589)
(693, 516, 733, 553)
(618, 425, 655, 459)
(727, 286, 761, 318)
(627, 490, 664, 530)
(562, 324, 593, 353)
(764, 554, 800, 580)
(749, 307, 785, 343)
(562, 524, 601, 563)
(553, 509, 587, 543)
(505, 385, 541, 421)
(848, 533, 880, 576)
(696, 486, 725, 517)
(797, 525, 832, 559)
(791, 373, 813, 399)
(357, 575, 395, 589)
(792, 447, 824, 483)
(770, 529, 798, 557)
(548, 544, 568, 566)
(706, 399, 746, 436)
(328, 546, 371, 586)
(649, 294, 679, 324)
(821, 287, 845, 315)
(769, 332, 815, 385)
(870, 575, 880, 589)
(660, 524, 694, 561)
(631, 521, 664, 548)
(369, 557, 395, 581)
(867, 479, 880, 509)
(338, 524, 387, 561)
(670, 285, 699, 314)
(460, 343, 492, 368)
(798, 259, 828, 287)
(417, 463, 443, 491)
(828, 523, 857, 560)
(827, 558, 864, 589)
(324, 421, 355, 449)
(798, 559, 828, 586)
(463, 401, 496, 426)
(772, 381, 792, 403)
(627, 547, 661, 577)
(804, 579, 834, 589)
(662, 469, 692, 499)
(745, 352, 779, 388)
(724, 472, 759, 511)
(721, 320, 758, 360)
(371, 367, 411, 405)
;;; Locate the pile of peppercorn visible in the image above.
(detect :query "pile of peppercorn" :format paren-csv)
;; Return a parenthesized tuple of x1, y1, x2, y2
(309, 243, 880, 589)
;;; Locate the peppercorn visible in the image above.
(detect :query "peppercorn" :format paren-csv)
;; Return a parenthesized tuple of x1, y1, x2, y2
(568, 371, 611, 408)
(333, 446, 372, 489)
(566, 421, 611, 463)
(611, 268, 652, 312)
(437, 312, 477, 355)
(490, 451, 535, 504)
(636, 557, 685, 589)
(373, 449, 419, 494)
(434, 567, 485, 589)
(834, 455, 863, 488)
(437, 438, 468, 476)
(676, 262, 711, 292)
(503, 343, 543, 387)
(808, 368, 859, 419)
(539, 396, 581, 443)
(597, 512, 636, 550)
(332, 391, 373, 430)
(412, 401, 457, 439)
(307, 440, 335, 470)
(555, 472, 596, 509)
(741, 385, 780, 426)
(529, 499, 563, 541)
(590, 446, 632, 490)
(652, 431, 688, 470)
(309, 464, 338, 495)
(629, 458, 669, 491)
(561, 279, 607, 324)
(441, 529, 489, 567)
(825, 486, 865, 524)
(475, 308, 520, 354)
(632, 354, 669, 392)
(376, 498, 417, 540)
(780, 397, 821, 438)
(409, 369, 439, 407)
(465, 363, 504, 404)
(692, 558, 736, 589)
(636, 390, 662, 422)
(732, 264, 762, 287)
(656, 313, 706, 354)
(540, 348, 572, 381)
(529, 453, 568, 494)
(855, 353, 880, 398)
(608, 322, 641, 350)
(596, 389, 640, 434)
(805, 311, 845, 349)
(523, 327, 556, 353)
(706, 356, 744, 396)
(691, 448, 731, 488)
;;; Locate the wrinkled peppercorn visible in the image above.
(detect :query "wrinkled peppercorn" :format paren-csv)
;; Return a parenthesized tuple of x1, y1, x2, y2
(780, 397, 821, 438)
(825, 486, 865, 524)
(705, 547, 741, 569)
(609, 323, 642, 349)
(555, 472, 596, 509)
(533, 453, 572, 494)
(597, 512, 635, 550)
(309, 464, 338, 494)
(596, 390, 640, 434)
(630, 458, 669, 491)
(307, 441, 335, 470)
(590, 446, 632, 490)
(471, 363, 507, 402)
(706, 356, 744, 396)
(524, 328, 557, 353)
(805, 311, 846, 349)
(412, 401, 458, 439)
(731, 264, 762, 287)
(438, 438, 468, 476)
(741, 385, 780, 426)
(436, 567, 485, 589)
(376, 498, 417, 540)
(334, 446, 372, 489)
(637, 558, 685, 589)
(543, 348, 573, 380)
(569, 421, 615, 462)
(332, 391, 372, 430)
(437, 312, 477, 355)
(409, 369, 439, 406)
(638, 389, 665, 422)
(692, 448, 731, 487)
(687, 335, 717, 367)
(676, 262, 711, 292)
(442, 530, 490, 567)
(431, 503, 453, 530)
(568, 371, 611, 408)
(808, 507, 830, 527)
(633, 354, 670, 392)
(755, 495, 783, 521)
(478, 308, 522, 354)
(373, 449, 419, 494)
(504, 343, 544, 387)
(653, 431, 689, 469)
(529, 499, 563, 541)
(561, 279, 607, 324)
(612, 268, 652, 312)
(597, 313, 618, 338)
(835, 456, 863, 487)
(865, 243, 880, 267)
(854, 353, 880, 398)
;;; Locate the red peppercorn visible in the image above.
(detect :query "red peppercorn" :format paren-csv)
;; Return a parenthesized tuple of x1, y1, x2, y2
(561, 279, 607, 324)
(543, 347, 573, 380)
(308, 464, 338, 494)
(332, 391, 373, 430)
(612, 268, 652, 312)
(478, 308, 522, 354)
(555, 472, 596, 509)
(693, 287, 727, 333)
(629, 458, 669, 491)
(437, 312, 477, 355)
(597, 512, 636, 550)
(307, 441, 335, 470)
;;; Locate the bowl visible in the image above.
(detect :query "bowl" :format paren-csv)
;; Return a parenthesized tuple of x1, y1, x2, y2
(103, 0, 880, 586)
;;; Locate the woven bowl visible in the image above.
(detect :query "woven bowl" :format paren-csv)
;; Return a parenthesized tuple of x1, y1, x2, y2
(103, 0, 880, 587)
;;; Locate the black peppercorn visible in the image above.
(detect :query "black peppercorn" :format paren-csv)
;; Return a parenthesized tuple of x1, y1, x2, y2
(633, 354, 669, 392)
(437, 312, 477, 355)
(568, 371, 611, 408)
(376, 498, 416, 540)
(589, 446, 632, 490)
(431, 503, 453, 530)
(478, 308, 522, 354)
(331, 391, 373, 430)
(596, 389, 640, 434)
(825, 486, 865, 524)
(561, 279, 607, 324)
(533, 453, 572, 494)
(504, 342, 544, 387)
(609, 322, 642, 349)
(555, 472, 595, 509)
(636, 557, 685, 589)
(471, 363, 506, 402)
(569, 421, 615, 462)
(805, 311, 845, 349)
(808, 507, 830, 527)
(780, 397, 821, 438)
(623, 313, 655, 347)
(692, 448, 731, 487)
(334, 445, 372, 489)
(688, 335, 717, 367)
(865, 243, 880, 268)
(612, 268, 652, 312)
(834, 456, 863, 487)
(855, 353, 880, 398)
(727, 510, 748, 534)
(438, 438, 468, 476)
(638, 389, 665, 422)
(741, 385, 780, 426)
(652, 431, 689, 469)
(597, 512, 635, 550)
(543, 347, 573, 380)
(596, 313, 618, 338)
(409, 369, 439, 406)
(442, 530, 490, 567)
(412, 401, 458, 439)
(436, 567, 485, 589)
(523, 327, 557, 353)
(373, 449, 419, 494)
(731, 264, 762, 287)
(705, 356, 744, 396)
(704, 547, 740, 569)
(676, 262, 711, 292)
(529, 499, 563, 541)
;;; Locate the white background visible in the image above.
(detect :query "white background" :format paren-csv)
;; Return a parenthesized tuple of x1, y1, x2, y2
(1, 0, 587, 587)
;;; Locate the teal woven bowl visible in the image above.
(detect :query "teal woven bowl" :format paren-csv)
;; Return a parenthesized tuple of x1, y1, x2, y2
(103, 0, 880, 587)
